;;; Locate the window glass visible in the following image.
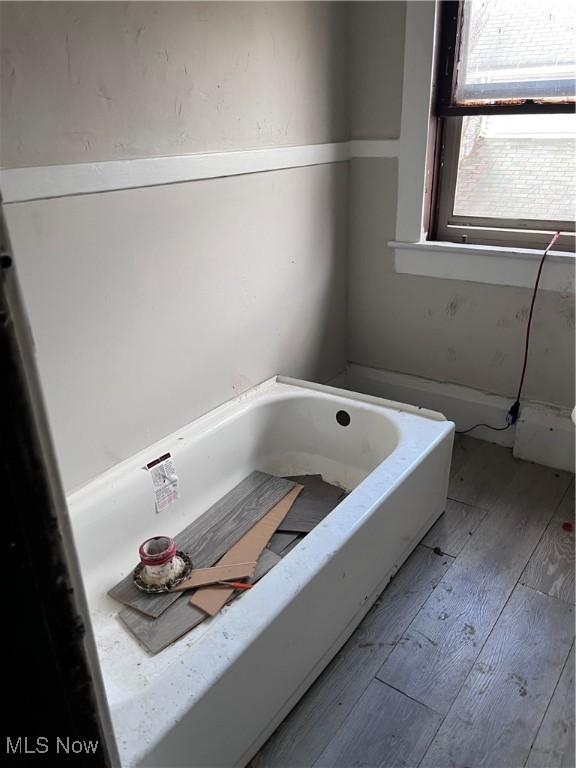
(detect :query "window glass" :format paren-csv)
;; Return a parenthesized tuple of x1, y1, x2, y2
(456, 0, 576, 103)
(453, 113, 576, 221)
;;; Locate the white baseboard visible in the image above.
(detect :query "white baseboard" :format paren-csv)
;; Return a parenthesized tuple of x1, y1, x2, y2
(331, 363, 574, 471)
(514, 404, 575, 472)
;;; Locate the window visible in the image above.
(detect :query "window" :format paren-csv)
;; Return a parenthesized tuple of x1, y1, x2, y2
(431, 0, 576, 252)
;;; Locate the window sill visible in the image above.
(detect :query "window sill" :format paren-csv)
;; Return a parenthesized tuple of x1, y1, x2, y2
(391, 240, 575, 292)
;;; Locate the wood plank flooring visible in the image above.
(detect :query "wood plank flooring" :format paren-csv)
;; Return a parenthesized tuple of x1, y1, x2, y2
(526, 643, 575, 768)
(315, 680, 442, 768)
(521, 480, 575, 603)
(377, 460, 569, 715)
(420, 584, 574, 768)
(252, 437, 575, 768)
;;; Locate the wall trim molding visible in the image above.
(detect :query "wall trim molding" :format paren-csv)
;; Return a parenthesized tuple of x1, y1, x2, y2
(395, 1, 437, 242)
(391, 240, 575, 293)
(330, 363, 574, 472)
(0, 140, 399, 203)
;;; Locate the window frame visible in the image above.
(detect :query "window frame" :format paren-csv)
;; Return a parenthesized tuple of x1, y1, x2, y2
(430, 0, 576, 253)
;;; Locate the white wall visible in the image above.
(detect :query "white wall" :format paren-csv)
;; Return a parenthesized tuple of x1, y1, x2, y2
(1, 2, 349, 491)
(348, 2, 575, 411)
(0, 2, 348, 166)
(349, 1, 405, 140)
(2, 0, 572, 491)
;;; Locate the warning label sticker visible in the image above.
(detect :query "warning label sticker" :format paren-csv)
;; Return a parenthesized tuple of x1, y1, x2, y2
(146, 452, 180, 513)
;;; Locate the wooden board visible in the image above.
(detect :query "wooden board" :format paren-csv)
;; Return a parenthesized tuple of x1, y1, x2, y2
(447, 439, 520, 510)
(315, 679, 441, 768)
(521, 480, 575, 604)
(278, 534, 304, 558)
(285, 474, 322, 483)
(191, 485, 302, 616)
(267, 532, 299, 556)
(277, 475, 345, 533)
(250, 548, 281, 582)
(421, 498, 487, 557)
(169, 562, 256, 591)
(252, 546, 453, 768)
(377, 461, 571, 715)
(120, 547, 281, 654)
(109, 471, 295, 618)
(420, 585, 575, 768)
(526, 642, 575, 768)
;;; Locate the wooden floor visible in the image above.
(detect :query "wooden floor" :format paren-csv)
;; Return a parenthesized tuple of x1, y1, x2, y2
(252, 436, 575, 768)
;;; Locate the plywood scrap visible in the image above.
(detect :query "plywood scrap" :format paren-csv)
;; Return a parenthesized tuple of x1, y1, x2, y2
(277, 475, 345, 533)
(191, 485, 303, 617)
(109, 471, 295, 618)
(169, 561, 256, 591)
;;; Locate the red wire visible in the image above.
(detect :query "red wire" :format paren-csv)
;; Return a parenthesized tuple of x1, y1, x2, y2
(515, 231, 561, 404)
(457, 231, 562, 435)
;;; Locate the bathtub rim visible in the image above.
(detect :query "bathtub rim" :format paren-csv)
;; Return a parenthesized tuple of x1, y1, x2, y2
(68, 374, 447, 503)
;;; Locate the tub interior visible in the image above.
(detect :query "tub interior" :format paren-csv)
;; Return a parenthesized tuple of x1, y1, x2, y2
(70, 387, 400, 608)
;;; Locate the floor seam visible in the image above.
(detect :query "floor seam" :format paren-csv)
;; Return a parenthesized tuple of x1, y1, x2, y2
(518, 581, 576, 607)
(521, 639, 575, 768)
(446, 495, 491, 511)
(371, 676, 445, 716)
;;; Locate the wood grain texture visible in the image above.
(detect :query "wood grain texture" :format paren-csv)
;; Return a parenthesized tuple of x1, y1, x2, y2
(277, 475, 345, 533)
(526, 642, 575, 768)
(420, 585, 574, 768)
(422, 499, 487, 557)
(378, 461, 571, 715)
(119, 595, 206, 655)
(120, 547, 281, 654)
(448, 439, 520, 510)
(521, 480, 575, 604)
(252, 546, 453, 768)
(109, 471, 294, 618)
(314, 679, 442, 768)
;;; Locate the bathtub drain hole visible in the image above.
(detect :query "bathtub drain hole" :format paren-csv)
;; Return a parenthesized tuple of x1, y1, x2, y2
(336, 410, 351, 427)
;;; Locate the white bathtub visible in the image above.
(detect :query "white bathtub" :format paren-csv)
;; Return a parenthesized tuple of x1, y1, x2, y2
(68, 376, 454, 767)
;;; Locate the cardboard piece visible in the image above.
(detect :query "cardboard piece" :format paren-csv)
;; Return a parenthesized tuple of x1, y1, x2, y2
(191, 484, 303, 616)
(169, 561, 256, 591)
